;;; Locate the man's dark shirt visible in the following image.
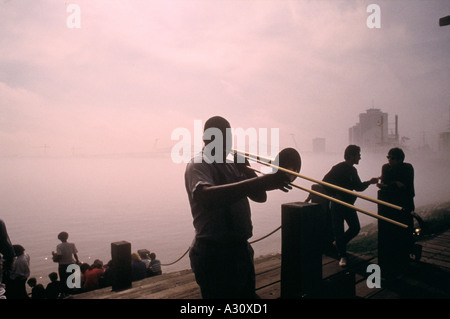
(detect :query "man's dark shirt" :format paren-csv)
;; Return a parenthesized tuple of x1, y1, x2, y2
(185, 152, 253, 244)
(323, 161, 370, 205)
(380, 162, 415, 197)
(380, 162, 415, 211)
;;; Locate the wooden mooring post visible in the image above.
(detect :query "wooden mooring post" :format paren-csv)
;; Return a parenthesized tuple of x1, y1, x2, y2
(377, 190, 413, 274)
(111, 241, 132, 291)
(280, 202, 323, 298)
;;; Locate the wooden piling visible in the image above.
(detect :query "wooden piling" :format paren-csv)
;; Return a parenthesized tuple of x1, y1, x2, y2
(111, 241, 132, 291)
(280, 202, 323, 298)
(377, 190, 413, 275)
(308, 184, 334, 252)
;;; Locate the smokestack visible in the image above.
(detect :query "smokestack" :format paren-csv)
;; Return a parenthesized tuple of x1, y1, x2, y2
(395, 115, 398, 138)
(395, 115, 399, 143)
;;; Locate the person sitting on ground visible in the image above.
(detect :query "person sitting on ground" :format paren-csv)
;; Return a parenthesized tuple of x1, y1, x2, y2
(101, 260, 113, 287)
(131, 253, 147, 281)
(79, 263, 90, 288)
(148, 253, 162, 277)
(138, 249, 151, 269)
(27, 277, 46, 299)
(45, 272, 63, 299)
(82, 259, 104, 291)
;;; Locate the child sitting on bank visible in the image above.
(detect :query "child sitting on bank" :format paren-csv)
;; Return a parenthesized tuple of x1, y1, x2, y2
(45, 272, 63, 299)
(27, 277, 46, 299)
(148, 253, 162, 277)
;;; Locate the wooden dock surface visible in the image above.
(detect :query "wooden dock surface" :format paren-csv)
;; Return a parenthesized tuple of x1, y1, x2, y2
(73, 230, 450, 299)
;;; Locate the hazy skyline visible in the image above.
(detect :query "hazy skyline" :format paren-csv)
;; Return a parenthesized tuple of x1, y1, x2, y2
(1, 0, 449, 157)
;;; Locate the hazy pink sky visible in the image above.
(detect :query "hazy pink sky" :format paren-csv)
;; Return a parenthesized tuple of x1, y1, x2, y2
(1, 0, 449, 156)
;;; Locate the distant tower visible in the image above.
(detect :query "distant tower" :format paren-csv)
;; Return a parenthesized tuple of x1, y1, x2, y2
(349, 107, 400, 151)
(349, 108, 388, 149)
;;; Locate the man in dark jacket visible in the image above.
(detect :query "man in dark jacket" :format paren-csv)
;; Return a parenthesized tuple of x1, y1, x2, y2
(323, 145, 378, 267)
(377, 147, 419, 273)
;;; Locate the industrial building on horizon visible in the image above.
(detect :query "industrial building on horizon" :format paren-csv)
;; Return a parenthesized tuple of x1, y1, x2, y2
(349, 108, 401, 152)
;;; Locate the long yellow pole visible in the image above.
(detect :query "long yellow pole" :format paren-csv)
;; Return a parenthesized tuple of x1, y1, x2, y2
(290, 181, 408, 228)
(235, 149, 405, 212)
(245, 166, 409, 229)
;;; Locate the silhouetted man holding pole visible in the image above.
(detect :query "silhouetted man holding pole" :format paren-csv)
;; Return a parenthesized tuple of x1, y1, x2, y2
(185, 116, 290, 298)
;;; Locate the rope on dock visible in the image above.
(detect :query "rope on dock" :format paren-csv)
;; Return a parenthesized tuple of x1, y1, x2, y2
(249, 225, 281, 244)
(160, 225, 281, 266)
(161, 246, 191, 266)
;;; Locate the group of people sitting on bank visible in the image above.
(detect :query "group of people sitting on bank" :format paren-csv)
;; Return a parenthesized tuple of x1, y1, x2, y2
(131, 249, 162, 281)
(75, 249, 162, 294)
(0, 229, 162, 299)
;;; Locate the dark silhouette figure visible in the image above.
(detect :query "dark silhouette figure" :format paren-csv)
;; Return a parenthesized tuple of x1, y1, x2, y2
(185, 116, 291, 299)
(378, 147, 415, 212)
(377, 147, 420, 275)
(101, 260, 114, 287)
(138, 249, 151, 270)
(131, 253, 147, 281)
(148, 252, 162, 277)
(8, 244, 30, 299)
(27, 277, 46, 299)
(45, 272, 63, 299)
(0, 219, 15, 299)
(322, 145, 378, 267)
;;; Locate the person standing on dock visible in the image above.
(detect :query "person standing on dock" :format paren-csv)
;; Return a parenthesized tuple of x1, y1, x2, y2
(377, 147, 415, 213)
(185, 116, 291, 299)
(52, 231, 79, 294)
(8, 244, 30, 299)
(377, 147, 420, 273)
(322, 145, 378, 267)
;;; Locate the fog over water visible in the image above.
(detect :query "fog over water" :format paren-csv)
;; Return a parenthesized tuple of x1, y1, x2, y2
(1, 149, 448, 285)
(1, 0, 449, 288)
